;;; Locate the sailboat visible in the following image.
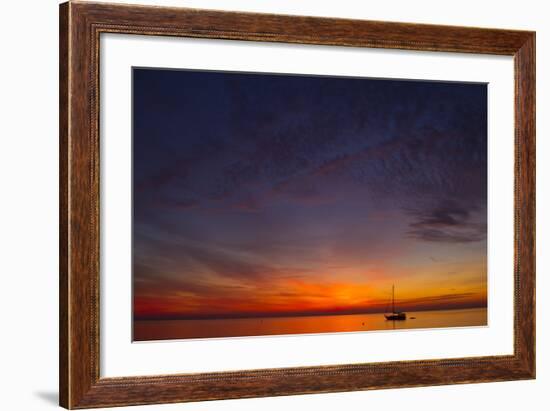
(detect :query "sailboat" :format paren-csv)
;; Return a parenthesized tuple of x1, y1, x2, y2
(384, 285, 406, 320)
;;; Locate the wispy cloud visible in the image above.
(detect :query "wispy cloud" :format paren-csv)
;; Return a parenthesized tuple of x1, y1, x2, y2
(406, 202, 486, 243)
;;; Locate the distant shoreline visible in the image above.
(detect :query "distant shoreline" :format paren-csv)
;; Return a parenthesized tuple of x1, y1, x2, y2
(135, 305, 487, 322)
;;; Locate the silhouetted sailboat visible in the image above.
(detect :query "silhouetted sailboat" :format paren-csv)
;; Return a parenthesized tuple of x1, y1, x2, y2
(384, 285, 406, 321)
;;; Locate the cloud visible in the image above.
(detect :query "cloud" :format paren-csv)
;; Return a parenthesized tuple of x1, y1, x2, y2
(405, 202, 486, 243)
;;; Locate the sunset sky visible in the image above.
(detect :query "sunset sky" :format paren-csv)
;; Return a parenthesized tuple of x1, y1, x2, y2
(132, 68, 487, 321)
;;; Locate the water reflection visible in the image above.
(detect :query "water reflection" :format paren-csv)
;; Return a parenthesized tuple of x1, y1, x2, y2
(134, 307, 487, 341)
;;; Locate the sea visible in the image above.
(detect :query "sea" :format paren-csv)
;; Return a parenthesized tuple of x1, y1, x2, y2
(133, 307, 487, 341)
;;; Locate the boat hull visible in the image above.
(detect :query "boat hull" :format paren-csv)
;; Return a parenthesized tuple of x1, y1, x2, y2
(384, 313, 407, 320)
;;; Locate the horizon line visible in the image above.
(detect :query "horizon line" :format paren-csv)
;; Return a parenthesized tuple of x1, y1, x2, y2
(134, 304, 487, 322)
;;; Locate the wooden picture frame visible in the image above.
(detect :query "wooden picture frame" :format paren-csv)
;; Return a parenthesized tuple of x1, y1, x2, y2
(59, 1, 535, 408)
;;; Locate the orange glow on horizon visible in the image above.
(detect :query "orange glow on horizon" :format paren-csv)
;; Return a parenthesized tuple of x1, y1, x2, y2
(134, 261, 487, 320)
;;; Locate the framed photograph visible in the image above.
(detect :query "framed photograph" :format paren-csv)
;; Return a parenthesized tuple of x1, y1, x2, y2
(59, 1, 535, 408)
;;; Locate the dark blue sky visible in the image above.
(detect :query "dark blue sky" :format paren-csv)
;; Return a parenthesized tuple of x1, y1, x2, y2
(133, 68, 487, 320)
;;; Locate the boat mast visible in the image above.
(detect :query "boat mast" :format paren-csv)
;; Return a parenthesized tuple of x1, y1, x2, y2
(392, 284, 395, 314)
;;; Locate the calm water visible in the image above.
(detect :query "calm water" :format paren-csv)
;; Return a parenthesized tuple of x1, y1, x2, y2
(134, 307, 487, 341)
